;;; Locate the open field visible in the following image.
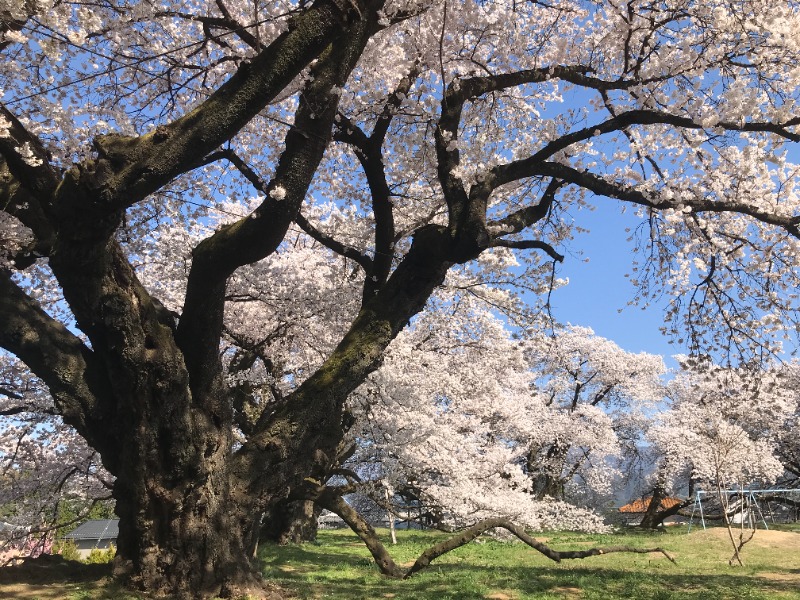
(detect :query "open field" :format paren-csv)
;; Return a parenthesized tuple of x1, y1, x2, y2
(1, 525, 799, 599)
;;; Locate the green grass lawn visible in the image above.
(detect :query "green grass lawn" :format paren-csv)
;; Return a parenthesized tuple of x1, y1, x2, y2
(1, 525, 798, 599)
(259, 526, 800, 600)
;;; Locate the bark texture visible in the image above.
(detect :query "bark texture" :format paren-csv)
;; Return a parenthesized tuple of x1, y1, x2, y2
(261, 500, 322, 545)
(0, 2, 384, 597)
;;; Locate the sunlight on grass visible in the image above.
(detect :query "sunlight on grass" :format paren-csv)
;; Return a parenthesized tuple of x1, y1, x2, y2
(2, 526, 798, 599)
(259, 527, 800, 600)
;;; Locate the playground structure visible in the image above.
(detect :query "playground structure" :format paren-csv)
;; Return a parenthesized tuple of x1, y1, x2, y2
(688, 488, 800, 531)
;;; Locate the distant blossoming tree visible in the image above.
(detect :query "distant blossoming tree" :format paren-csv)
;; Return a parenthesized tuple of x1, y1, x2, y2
(649, 357, 796, 563)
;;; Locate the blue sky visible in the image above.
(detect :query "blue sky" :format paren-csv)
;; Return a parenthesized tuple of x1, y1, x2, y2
(547, 202, 681, 364)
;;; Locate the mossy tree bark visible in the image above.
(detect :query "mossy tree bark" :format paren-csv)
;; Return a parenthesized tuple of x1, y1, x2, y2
(0, 2, 387, 597)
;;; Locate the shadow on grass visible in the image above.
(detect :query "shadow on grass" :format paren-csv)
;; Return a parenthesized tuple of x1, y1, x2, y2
(0, 555, 112, 586)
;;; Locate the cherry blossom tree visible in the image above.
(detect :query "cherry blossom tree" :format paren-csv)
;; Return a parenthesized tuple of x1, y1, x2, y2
(0, 353, 112, 565)
(649, 357, 796, 563)
(2, 0, 800, 597)
(343, 318, 665, 523)
(773, 364, 800, 491)
(343, 296, 613, 532)
(521, 325, 664, 502)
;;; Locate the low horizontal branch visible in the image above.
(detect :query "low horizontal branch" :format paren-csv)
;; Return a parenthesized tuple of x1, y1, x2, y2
(403, 517, 676, 578)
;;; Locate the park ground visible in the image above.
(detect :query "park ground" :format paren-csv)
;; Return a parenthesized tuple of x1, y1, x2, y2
(0, 525, 799, 599)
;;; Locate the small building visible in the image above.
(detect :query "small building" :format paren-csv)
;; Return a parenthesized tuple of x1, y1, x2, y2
(618, 497, 684, 525)
(63, 519, 119, 558)
(317, 511, 346, 529)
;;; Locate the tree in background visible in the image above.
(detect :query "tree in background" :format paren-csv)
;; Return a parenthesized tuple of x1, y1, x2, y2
(343, 298, 626, 534)
(0, 354, 112, 564)
(2, 0, 800, 597)
(648, 357, 796, 562)
(522, 325, 664, 502)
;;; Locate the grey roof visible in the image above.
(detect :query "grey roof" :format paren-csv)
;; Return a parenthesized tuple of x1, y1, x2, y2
(64, 519, 119, 541)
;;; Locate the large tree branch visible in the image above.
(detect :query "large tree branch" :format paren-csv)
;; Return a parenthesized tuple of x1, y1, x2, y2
(0, 104, 60, 199)
(155, 10, 261, 51)
(317, 489, 405, 577)
(0, 158, 55, 268)
(333, 64, 419, 300)
(435, 64, 798, 256)
(433, 65, 670, 235)
(76, 0, 371, 212)
(371, 62, 421, 146)
(208, 147, 374, 272)
(176, 12, 381, 399)
(433, 63, 651, 260)
(334, 114, 396, 299)
(488, 178, 563, 235)
(489, 110, 800, 188)
(295, 212, 373, 272)
(490, 239, 564, 262)
(510, 162, 800, 239)
(0, 271, 110, 448)
(318, 488, 676, 579)
(404, 517, 675, 578)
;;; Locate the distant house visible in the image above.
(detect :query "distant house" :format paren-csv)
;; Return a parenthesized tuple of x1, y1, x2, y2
(317, 511, 346, 529)
(619, 497, 684, 525)
(63, 519, 118, 558)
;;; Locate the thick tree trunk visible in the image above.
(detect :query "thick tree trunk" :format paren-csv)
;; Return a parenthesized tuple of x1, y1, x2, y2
(638, 486, 690, 530)
(318, 492, 405, 577)
(96, 367, 268, 599)
(527, 443, 568, 499)
(261, 499, 321, 545)
(114, 477, 266, 599)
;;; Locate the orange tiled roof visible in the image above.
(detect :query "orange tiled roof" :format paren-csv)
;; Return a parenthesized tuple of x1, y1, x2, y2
(619, 496, 683, 513)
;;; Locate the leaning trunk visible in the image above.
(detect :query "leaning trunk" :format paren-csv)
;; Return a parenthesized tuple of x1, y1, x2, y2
(638, 487, 668, 529)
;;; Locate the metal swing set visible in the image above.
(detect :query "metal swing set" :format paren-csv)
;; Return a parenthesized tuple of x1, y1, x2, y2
(688, 488, 800, 531)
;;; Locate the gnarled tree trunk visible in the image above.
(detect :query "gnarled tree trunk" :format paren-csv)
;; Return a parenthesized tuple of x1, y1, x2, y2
(261, 499, 322, 545)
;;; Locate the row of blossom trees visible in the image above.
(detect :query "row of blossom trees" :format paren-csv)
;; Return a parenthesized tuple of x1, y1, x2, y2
(4, 274, 798, 563)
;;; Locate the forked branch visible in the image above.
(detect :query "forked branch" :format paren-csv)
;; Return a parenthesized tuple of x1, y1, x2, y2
(319, 490, 676, 579)
(404, 517, 676, 578)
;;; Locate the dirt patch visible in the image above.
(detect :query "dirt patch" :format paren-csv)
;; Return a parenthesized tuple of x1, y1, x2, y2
(551, 586, 582, 598)
(0, 554, 111, 585)
(758, 571, 800, 583)
(689, 528, 800, 550)
(484, 591, 515, 599)
(1, 581, 98, 599)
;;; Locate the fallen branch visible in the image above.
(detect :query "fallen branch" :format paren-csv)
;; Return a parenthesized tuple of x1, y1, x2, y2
(317, 491, 676, 579)
(404, 517, 676, 578)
